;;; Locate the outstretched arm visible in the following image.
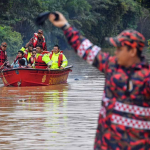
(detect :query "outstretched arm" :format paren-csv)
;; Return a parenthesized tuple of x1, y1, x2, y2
(48, 12, 110, 73)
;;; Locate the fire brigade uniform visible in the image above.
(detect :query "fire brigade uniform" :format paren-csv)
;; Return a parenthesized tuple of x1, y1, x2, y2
(63, 26, 150, 150)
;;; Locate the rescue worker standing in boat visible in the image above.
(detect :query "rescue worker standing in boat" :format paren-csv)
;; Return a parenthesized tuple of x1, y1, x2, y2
(29, 29, 47, 51)
(47, 12, 150, 149)
(33, 45, 51, 69)
(49, 45, 68, 69)
(0, 42, 10, 68)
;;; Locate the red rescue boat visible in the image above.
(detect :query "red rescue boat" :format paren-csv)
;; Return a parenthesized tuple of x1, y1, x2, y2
(0, 65, 72, 87)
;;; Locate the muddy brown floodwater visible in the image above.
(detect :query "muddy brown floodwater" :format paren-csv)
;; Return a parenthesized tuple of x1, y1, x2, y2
(0, 51, 105, 150)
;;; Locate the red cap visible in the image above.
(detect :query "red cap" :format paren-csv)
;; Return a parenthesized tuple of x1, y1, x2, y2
(106, 29, 145, 51)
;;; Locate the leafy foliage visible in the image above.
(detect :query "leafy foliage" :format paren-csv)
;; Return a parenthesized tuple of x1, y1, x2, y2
(0, 0, 150, 55)
(148, 39, 150, 50)
(0, 26, 22, 56)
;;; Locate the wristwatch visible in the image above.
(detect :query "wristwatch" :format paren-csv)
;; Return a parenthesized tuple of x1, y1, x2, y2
(61, 22, 71, 30)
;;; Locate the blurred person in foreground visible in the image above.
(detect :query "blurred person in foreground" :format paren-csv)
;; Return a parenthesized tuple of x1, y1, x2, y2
(48, 12, 150, 150)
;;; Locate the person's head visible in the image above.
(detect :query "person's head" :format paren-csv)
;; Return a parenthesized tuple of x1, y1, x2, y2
(37, 29, 43, 38)
(28, 44, 33, 52)
(17, 50, 24, 58)
(53, 44, 60, 54)
(36, 45, 43, 53)
(32, 49, 36, 57)
(106, 29, 145, 67)
(1, 42, 7, 51)
(19, 59, 25, 66)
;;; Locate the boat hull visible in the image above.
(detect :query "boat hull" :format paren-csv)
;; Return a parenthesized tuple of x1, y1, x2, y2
(0, 66, 72, 87)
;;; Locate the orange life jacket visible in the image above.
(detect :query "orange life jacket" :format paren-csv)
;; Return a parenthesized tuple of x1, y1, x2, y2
(33, 33, 46, 50)
(30, 56, 36, 65)
(49, 51, 63, 68)
(14, 56, 24, 64)
(35, 54, 47, 69)
(42, 51, 50, 55)
(0, 49, 6, 66)
(24, 49, 29, 59)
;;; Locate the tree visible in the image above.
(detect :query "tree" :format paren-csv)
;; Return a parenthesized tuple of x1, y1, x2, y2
(0, 26, 23, 56)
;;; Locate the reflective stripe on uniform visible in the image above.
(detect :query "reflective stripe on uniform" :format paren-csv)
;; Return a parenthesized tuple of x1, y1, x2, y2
(112, 114, 150, 130)
(87, 46, 101, 65)
(114, 102, 150, 116)
(102, 93, 150, 129)
(77, 39, 93, 58)
(62, 59, 67, 62)
(99, 106, 106, 118)
(102, 93, 110, 106)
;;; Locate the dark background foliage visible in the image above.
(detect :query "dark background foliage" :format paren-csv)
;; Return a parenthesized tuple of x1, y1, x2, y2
(0, 0, 149, 56)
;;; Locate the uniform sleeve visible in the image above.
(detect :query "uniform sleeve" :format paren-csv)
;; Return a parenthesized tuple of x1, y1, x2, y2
(42, 54, 52, 66)
(146, 76, 150, 94)
(61, 54, 68, 68)
(64, 27, 110, 73)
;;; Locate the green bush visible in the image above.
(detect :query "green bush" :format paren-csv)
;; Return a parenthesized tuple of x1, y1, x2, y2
(148, 39, 150, 50)
(0, 26, 23, 56)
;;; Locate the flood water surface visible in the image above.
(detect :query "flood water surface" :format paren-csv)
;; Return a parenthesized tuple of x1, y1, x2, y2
(0, 51, 105, 150)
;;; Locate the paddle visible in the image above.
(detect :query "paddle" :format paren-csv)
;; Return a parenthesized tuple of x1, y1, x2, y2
(0, 60, 8, 70)
(35, 12, 59, 26)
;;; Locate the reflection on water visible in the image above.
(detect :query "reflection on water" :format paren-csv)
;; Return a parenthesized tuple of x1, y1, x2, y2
(0, 51, 104, 150)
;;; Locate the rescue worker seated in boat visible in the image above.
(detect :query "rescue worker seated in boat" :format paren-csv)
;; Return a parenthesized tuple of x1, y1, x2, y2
(28, 49, 36, 67)
(20, 44, 33, 62)
(19, 59, 27, 68)
(28, 29, 47, 51)
(0, 42, 10, 68)
(49, 45, 68, 69)
(33, 45, 51, 69)
(11, 51, 27, 68)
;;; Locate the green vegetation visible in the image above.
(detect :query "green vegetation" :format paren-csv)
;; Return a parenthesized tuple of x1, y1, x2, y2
(0, 0, 150, 56)
(148, 39, 150, 50)
(0, 26, 22, 56)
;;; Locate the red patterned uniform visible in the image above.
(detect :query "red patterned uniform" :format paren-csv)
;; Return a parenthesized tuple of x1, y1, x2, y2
(64, 27, 150, 150)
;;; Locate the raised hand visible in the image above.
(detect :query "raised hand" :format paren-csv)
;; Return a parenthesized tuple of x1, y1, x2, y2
(48, 12, 68, 28)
